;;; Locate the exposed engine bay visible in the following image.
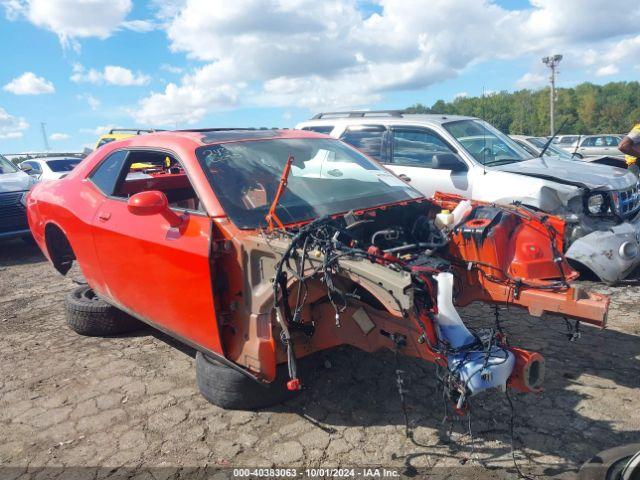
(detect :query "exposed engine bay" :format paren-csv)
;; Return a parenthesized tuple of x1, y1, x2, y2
(216, 197, 610, 413)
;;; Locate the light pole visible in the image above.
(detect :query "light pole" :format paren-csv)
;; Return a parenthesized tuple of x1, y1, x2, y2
(542, 54, 562, 135)
(40, 122, 50, 152)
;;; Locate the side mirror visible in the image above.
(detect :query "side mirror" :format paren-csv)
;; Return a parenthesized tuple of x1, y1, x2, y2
(432, 153, 468, 172)
(127, 190, 183, 227)
(19, 164, 33, 173)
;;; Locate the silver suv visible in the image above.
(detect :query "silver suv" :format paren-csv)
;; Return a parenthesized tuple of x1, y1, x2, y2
(564, 134, 625, 159)
(297, 111, 640, 284)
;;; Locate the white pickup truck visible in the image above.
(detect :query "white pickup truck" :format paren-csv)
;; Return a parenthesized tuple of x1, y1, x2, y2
(297, 111, 640, 284)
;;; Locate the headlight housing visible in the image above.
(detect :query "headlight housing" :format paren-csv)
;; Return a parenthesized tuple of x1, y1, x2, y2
(587, 193, 606, 214)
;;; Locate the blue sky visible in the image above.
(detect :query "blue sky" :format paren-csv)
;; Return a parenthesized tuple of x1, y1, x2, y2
(0, 0, 638, 152)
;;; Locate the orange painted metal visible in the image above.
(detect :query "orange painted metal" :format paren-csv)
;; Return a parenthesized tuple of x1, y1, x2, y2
(92, 195, 221, 354)
(432, 192, 609, 327)
(507, 347, 545, 393)
(265, 154, 294, 232)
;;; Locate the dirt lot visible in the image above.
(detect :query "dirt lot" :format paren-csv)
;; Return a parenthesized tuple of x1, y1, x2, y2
(1, 238, 639, 479)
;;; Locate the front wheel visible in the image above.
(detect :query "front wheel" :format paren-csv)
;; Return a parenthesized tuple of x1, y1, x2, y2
(65, 286, 143, 336)
(195, 352, 298, 410)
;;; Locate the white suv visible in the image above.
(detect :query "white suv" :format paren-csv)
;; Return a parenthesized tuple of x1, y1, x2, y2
(296, 111, 640, 284)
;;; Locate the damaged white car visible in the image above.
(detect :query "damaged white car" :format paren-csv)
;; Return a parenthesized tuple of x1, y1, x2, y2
(297, 112, 640, 284)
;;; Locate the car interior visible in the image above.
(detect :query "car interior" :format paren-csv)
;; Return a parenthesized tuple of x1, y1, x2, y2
(114, 151, 204, 212)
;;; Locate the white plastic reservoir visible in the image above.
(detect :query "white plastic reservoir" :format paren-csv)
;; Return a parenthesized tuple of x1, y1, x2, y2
(435, 272, 515, 396)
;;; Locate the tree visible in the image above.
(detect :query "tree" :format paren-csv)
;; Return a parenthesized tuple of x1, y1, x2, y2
(406, 81, 640, 135)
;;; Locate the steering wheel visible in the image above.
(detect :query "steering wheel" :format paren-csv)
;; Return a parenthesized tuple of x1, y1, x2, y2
(477, 146, 495, 163)
(479, 146, 493, 157)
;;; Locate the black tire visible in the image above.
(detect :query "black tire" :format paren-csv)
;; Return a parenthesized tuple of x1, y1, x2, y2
(65, 286, 143, 336)
(196, 352, 299, 410)
(579, 443, 640, 480)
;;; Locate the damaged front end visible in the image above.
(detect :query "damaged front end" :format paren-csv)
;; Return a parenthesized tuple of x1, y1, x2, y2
(221, 198, 609, 411)
(493, 159, 640, 284)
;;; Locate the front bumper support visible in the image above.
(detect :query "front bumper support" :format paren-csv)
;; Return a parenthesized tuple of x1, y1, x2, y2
(566, 215, 640, 285)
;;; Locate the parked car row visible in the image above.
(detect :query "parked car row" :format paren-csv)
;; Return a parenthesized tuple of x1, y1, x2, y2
(20, 156, 82, 181)
(552, 133, 625, 159)
(510, 135, 627, 168)
(563, 134, 625, 159)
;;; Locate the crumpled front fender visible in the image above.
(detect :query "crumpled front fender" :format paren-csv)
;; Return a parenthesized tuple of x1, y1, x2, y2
(565, 218, 640, 284)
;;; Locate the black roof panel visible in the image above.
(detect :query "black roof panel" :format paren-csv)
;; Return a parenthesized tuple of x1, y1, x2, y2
(177, 128, 284, 144)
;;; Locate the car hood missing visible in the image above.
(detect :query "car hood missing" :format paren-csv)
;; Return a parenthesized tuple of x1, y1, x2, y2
(493, 157, 635, 190)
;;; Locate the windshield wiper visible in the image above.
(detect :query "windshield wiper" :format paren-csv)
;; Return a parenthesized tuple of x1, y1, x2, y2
(539, 118, 568, 158)
(265, 154, 294, 231)
(483, 158, 523, 166)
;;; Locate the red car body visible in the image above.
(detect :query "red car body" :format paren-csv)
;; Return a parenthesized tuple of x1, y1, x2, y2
(27, 129, 609, 405)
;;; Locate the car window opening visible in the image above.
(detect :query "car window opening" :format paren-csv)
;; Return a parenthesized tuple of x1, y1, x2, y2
(89, 150, 204, 213)
(114, 151, 204, 212)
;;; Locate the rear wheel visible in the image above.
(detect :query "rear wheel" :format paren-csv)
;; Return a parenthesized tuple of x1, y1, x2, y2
(195, 352, 298, 410)
(65, 286, 143, 336)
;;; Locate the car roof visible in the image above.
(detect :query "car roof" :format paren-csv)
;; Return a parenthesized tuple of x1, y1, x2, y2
(120, 128, 328, 149)
(299, 113, 478, 128)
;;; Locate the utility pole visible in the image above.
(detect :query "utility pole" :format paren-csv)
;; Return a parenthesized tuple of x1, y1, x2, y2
(40, 122, 50, 152)
(542, 54, 562, 135)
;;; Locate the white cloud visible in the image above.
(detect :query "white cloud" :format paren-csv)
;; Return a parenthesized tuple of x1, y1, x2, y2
(454, 92, 468, 100)
(79, 124, 121, 135)
(2, 0, 23, 19)
(71, 64, 150, 86)
(160, 64, 183, 74)
(585, 34, 640, 76)
(121, 19, 155, 32)
(515, 72, 547, 88)
(49, 132, 69, 141)
(3, 72, 55, 95)
(103, 66, 150, 86)
(134, 0, 640, 125)
(131, 61, 243, 125)
(0, 107, 29, 139)
(596, 64, 619, 76)
(76, 93, 100, 110)
(3, 0, 133, 49)
(518, 0, 640, 47)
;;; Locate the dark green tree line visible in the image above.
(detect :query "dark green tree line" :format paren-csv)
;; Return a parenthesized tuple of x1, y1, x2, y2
(406, 81, 640, 136)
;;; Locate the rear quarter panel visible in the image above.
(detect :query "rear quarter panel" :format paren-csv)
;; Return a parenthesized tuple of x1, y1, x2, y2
(27, 172, 106, 288)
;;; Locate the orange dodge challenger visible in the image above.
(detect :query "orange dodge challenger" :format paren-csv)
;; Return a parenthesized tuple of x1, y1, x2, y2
(26, 128, 609, 411)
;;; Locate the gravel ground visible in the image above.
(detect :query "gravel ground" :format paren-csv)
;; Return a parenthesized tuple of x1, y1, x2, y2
(1, 238, 639, 479)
